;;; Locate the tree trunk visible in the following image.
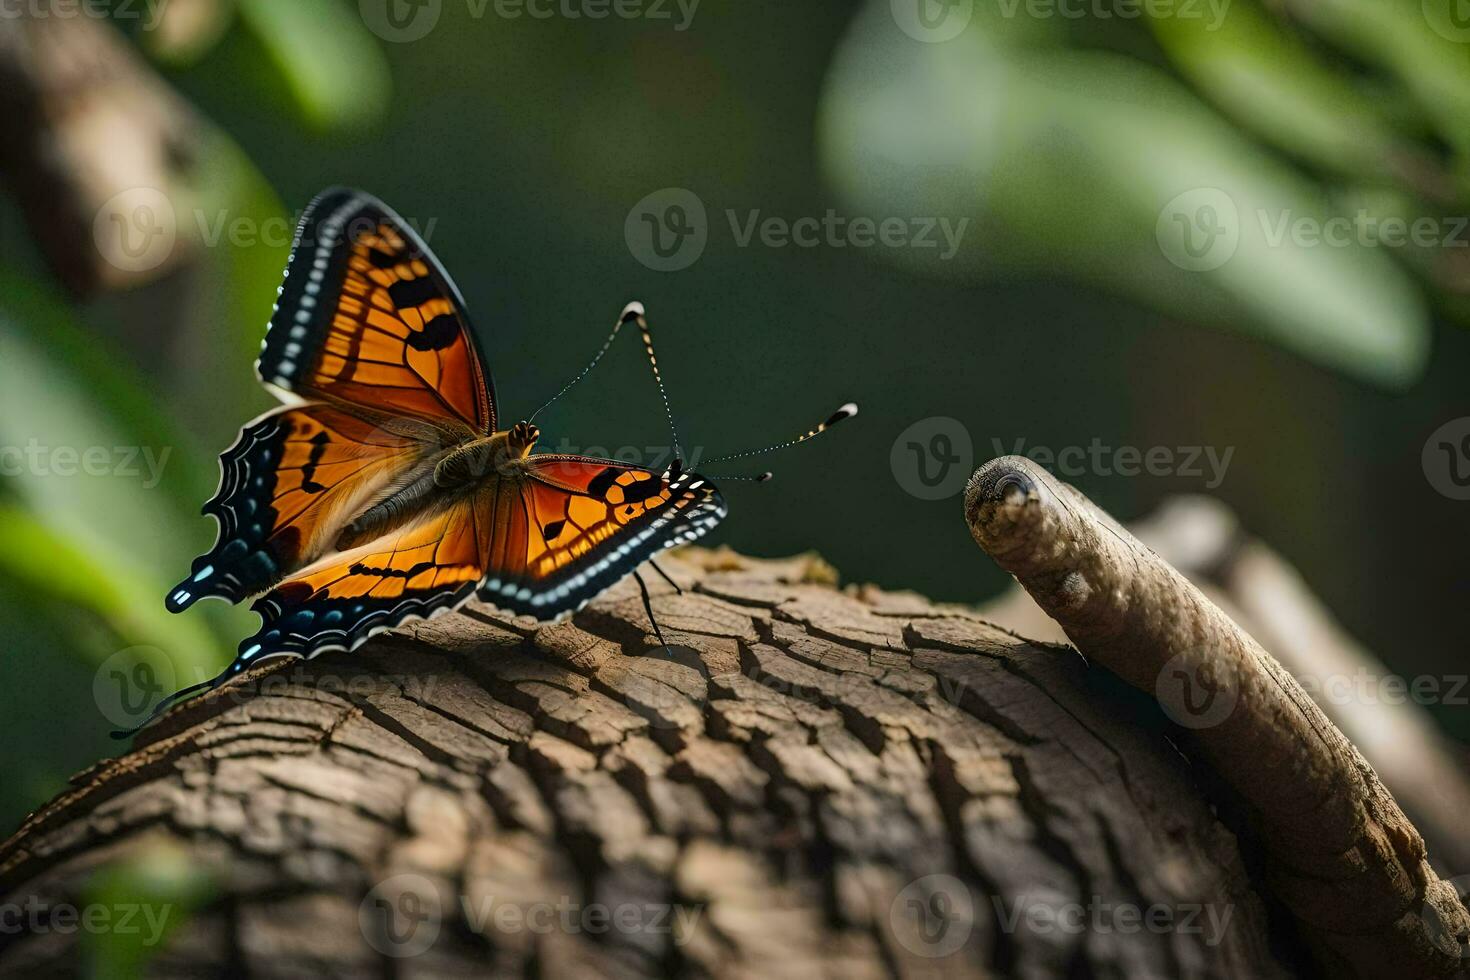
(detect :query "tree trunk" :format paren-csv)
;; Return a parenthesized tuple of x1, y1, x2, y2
(1, 548, 1294, 979)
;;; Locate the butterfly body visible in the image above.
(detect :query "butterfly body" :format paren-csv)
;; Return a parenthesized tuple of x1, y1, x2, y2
(336, 422, 540, 552)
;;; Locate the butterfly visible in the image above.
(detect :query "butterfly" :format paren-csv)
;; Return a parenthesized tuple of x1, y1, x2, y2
(118, 188, 854, 737)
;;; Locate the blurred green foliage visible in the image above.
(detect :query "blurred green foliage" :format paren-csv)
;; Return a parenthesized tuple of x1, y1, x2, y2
(819, 0, 1470, 386)
(1, 12, 1468, 972)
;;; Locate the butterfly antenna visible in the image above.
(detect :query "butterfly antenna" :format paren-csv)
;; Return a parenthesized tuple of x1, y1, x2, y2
(528, 302, 686, 464)
(616, 301, 684, 462)
(702, 402, 858, 477)
(527, 305, 630, 424)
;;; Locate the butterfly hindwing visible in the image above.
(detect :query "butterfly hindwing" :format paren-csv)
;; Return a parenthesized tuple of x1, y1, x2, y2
(168, 404, 436, 612)
(234, 457, 725, 659)
(238, 496, 487, 661)
(258, 187, 496, 432)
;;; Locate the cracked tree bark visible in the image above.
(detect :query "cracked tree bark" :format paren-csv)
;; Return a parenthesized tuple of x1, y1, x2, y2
(1, 547, 1303, 979)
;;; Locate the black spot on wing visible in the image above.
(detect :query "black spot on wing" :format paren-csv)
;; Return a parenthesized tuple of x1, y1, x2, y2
(586, 467, 620, 500)
(388, 276, 440, 311)
(543, 520, 565, 540)
(622, 476, 665, 504)
(300, 431, 331, 494)
(367, 244, 403, 268)
(406, 313, 461, 352)
(347, 560, 436, 579)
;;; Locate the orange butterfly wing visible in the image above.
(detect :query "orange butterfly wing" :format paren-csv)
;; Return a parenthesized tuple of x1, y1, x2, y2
(257, 187, 495, 432)
(477, 455, 727, 618)
(232, 457, 725, 660)
(167, 404, 435, 611)
(173, 188, 494, 612)
(234, 497, 487, 663)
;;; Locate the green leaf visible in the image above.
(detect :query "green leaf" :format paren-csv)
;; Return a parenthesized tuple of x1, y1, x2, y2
(1284, 0, 1470, 173)
(817, 1, 1430, 387)
(0, 277, 227, 676)
(1148, 0, 1447, 194)
(236, 0, 392, 131)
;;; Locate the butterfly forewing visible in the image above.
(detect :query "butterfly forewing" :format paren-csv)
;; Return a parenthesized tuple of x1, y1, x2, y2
(258, 187, 496, 432)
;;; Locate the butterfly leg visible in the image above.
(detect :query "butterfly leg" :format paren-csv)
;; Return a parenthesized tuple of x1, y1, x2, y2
(633, 570, 670, 651)
(649, 559, 684, 596)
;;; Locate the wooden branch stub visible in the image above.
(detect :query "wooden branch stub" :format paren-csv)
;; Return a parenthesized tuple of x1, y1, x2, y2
(0, 550, 1289, 978)
(964, 456, 1470, 978)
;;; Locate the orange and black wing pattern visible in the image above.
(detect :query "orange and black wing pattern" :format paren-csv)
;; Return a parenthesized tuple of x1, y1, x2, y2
(257, 187, 495, 432)
(230, 498, 487, 665)
(476, 456, 726, 618)
(230, 457, 724, 660)
(166, 405, 432, 612)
